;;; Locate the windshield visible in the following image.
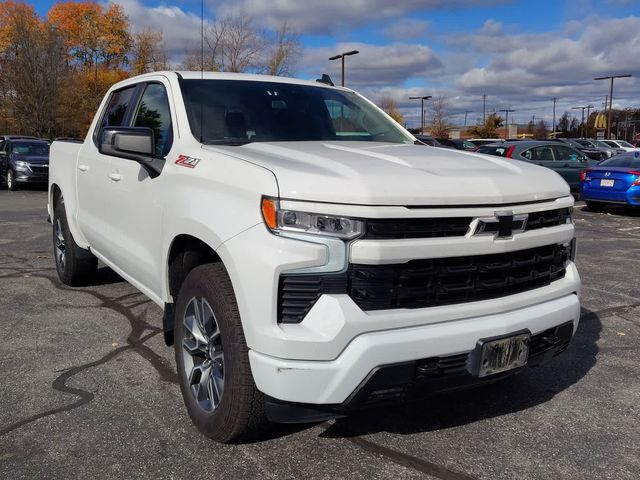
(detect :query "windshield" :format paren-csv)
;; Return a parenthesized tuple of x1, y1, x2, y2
(617, 140, 634, 148)
(594, 140, 613, 148)
(11, 141, 49, 155)
(180, 79, 412, 145)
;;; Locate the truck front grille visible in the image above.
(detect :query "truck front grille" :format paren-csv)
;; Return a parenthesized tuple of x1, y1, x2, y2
(363, 207, 571, 239)
(278, 244, 569, 323)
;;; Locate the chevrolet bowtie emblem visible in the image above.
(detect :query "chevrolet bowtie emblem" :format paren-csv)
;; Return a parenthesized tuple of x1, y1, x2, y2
(474, 211, 528, 239)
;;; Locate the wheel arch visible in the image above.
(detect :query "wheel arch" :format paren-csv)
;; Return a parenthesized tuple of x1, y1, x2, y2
(163, 234, 228, 345)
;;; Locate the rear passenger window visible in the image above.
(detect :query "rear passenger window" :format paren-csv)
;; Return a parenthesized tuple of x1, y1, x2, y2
(94, 86, 137, 144)
(133, 83, 173, 156)
(532, 147, 554, 161)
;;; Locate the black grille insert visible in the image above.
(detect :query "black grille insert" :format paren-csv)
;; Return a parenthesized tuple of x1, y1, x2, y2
(278, 244, 569, 323)
(363, 208, 571, 240)
(364, 217, 472, 239)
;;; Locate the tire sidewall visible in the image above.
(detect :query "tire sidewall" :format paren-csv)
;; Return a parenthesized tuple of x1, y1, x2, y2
(174, 265, 245, 439)
(7, 170, 15, 191)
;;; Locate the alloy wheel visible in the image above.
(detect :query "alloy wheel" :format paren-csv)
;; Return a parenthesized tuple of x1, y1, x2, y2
(54, 218, 66, 272)
(181, 296, 225, 412)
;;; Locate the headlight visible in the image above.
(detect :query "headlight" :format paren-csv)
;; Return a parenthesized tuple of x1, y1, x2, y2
(15, 160, 29, 167)
(261, 197, 364, 240)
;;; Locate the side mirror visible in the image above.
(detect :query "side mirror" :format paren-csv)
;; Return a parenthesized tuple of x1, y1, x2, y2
(99, 126, 155, 162)
(99, 127, 165, 177)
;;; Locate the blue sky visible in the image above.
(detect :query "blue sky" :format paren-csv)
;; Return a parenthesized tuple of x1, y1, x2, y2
(29, 0, 640, 127)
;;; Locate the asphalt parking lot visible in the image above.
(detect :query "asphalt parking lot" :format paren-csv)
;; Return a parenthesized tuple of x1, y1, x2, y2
(1, 188, 639, 480)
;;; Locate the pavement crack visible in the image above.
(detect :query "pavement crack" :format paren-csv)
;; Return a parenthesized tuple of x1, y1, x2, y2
(321, 422, 479, 480)
(1, 271, 178, 437)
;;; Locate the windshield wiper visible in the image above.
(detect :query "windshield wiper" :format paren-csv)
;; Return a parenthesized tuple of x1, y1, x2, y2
(202, 138, 252, 146)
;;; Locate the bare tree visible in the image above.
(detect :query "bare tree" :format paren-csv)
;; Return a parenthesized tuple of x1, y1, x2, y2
(131, 28, 169, 75)
(377, 96, 404, 125)
(204, 16, 263, 73)
(429, 96, 450, 138)
(263, 23, 301, 76)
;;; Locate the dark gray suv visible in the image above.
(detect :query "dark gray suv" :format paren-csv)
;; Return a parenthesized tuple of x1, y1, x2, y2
(0, 138, 50, 190)
(476, 140, 598, 195)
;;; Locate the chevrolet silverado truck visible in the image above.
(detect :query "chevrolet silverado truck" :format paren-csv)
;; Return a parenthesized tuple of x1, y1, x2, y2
(48, 72, 581, 442)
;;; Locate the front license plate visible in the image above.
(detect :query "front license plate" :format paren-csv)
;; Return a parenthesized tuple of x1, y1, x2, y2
(600, 179, 615, 187)
(477, 333, 530, 377)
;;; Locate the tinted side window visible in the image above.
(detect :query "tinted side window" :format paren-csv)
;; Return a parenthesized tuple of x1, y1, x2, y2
(94, 86, 137, 144)
(133, 83, 173, 156)
(554, 146, 580, 161)
(532, 146, 554, 161)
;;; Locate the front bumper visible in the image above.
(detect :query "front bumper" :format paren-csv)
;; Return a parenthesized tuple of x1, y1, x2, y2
(14, 172, 48, 183)
(249, 290, 580, 406)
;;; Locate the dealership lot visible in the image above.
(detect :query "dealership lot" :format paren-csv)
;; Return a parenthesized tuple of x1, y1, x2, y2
(0, 189, 639, 480)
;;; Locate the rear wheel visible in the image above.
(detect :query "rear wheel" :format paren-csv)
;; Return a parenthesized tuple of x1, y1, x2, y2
(174, 263, 268, 443)
(53, 201, 98, 285)
(585, 201, 605, 212)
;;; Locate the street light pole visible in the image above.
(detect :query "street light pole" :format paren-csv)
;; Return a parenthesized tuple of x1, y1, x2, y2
(328, 50, 360, 87)
(409, 95, 432, 134)
(594, 74, 632, 139)
(552, 97, 557, 135)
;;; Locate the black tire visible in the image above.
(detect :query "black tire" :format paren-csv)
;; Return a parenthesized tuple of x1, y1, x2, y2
(6, 169, 18, 191)
(53, 200, 98, 286)
(585, 201, 605, 212)
(174, 263, 268, 443)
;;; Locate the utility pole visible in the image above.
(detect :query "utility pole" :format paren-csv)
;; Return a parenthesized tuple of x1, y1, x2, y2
(409, 95, 432, 134)
(585, 104, 594, 137)
(482, 95, 487, 123)
(552, 97, 557, 135)
(594, 74, 632, 139)
(499, 109, 515, 138)
(572, 106, 590, 138)
(328, 50, 359, 87)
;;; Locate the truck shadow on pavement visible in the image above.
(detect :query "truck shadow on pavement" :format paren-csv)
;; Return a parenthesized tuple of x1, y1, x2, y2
(321, 307, 601, 439)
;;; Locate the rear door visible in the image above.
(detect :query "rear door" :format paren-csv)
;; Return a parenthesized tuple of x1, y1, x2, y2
(76, 84, 139, 259)
(553, 145, 588, 192)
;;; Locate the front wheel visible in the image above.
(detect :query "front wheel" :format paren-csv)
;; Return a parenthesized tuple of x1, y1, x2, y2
(6, 169, 17, 191)
(53, 201, 98, 285)
(174, 263, 268, 443)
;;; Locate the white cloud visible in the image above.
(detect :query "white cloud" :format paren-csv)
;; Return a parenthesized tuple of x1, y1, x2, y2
(300, 42, 443, 87)
(210, 0, 511, 33)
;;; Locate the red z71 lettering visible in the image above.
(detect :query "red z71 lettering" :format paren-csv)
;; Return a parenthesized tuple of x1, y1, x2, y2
(175, 155, 200, 168)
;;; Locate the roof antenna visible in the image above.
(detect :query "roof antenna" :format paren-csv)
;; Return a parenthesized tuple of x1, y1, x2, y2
(316, 74, 334, 86)
(199, 0, 204, 142)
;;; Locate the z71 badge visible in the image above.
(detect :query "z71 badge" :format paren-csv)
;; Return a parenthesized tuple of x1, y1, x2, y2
(175, 155, 201, 168)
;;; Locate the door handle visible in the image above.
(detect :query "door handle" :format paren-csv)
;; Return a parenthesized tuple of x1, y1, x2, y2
(78, 164, 88, 172)
(108, 172, 122, 182)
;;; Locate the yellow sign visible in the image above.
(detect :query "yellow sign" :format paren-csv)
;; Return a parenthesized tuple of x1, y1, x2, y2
(594, 113, 607, 129)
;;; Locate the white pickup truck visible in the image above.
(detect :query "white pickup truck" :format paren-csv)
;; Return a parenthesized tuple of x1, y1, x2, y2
(49, 71, 580, 442)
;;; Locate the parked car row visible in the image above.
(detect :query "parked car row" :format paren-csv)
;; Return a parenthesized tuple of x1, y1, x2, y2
(0, 136, 50, 190)
(475, 140, 596, 195)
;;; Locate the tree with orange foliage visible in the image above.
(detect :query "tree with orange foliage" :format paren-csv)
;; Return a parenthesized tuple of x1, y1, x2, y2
(48, 1, 130, 69)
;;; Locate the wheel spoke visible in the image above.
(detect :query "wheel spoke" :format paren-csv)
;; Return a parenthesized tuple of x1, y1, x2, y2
(181, 295, 225, 413)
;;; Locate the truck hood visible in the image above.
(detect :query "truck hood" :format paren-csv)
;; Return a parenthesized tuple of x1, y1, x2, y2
(206, 141, 570, 206)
